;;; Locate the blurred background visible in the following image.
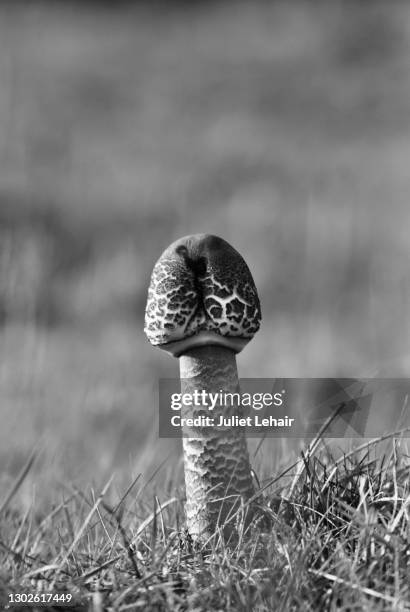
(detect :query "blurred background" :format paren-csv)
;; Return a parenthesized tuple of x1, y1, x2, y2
(1, 0, 410, 506)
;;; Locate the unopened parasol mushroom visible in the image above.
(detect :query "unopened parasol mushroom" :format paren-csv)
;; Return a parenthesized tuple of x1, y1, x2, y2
(144, 234, 261, 540)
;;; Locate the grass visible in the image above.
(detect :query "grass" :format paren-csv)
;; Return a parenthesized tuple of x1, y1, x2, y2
(0, 429, 409, 611)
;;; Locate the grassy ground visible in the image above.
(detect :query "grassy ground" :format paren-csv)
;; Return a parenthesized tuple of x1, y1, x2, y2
(1, 1, 410, 608)
(1, 431, 409, 610)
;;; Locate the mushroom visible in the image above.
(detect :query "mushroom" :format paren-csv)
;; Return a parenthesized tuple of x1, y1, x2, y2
(144, 234, 261, 540)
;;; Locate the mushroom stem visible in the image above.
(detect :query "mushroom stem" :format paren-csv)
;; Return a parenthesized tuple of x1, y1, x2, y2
(179, 345, 255, 540)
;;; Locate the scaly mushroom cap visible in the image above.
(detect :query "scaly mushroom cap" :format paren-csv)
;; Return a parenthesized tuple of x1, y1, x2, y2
(144, 234, 261, 356)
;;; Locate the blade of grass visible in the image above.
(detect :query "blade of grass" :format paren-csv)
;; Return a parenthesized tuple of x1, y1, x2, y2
(288, 402, 346, 500)
(334, 426, 410, 467)
(131, 497, 178, 544)
(308, 569, 406, 606)
(0, 447, 37, 517)
(56, 474, 115, 572)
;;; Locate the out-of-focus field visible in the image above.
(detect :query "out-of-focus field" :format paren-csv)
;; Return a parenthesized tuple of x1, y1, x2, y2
(1, 2, 410, 505)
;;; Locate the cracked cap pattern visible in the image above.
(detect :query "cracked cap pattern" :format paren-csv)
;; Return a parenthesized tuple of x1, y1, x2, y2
(144, 234, 261, 355)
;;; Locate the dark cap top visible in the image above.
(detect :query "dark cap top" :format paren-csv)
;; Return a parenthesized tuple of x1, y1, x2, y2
(144, 234, 261, 356)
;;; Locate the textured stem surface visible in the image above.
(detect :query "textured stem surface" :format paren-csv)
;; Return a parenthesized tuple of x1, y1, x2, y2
(179, 346, 255, 540)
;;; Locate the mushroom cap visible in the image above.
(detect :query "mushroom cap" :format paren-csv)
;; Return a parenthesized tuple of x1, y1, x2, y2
(144, 234, 261, 356)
